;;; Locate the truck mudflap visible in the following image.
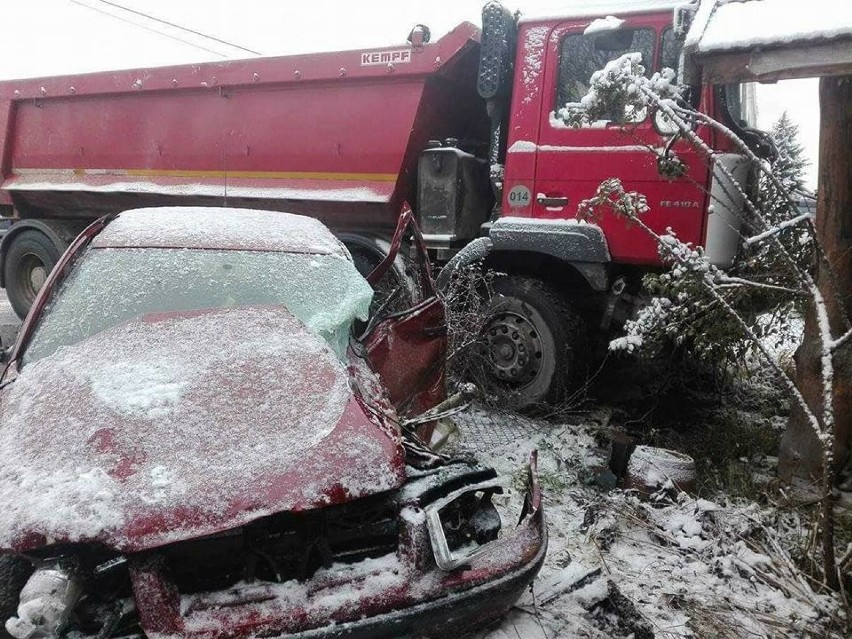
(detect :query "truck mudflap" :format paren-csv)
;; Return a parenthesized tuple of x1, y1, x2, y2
(130, 455, 546, 639)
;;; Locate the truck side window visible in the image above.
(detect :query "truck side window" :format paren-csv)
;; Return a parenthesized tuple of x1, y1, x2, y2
(555, 27, 655, 123)
(660, 28, 682, 72)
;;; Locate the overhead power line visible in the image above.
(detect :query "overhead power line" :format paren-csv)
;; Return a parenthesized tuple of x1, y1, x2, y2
(69, 0, 261, 58)
(91, 0, 262, 56)
(68, 0, 230, 57)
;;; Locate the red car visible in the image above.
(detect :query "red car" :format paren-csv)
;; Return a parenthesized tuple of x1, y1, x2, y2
(0, 207, 544, 639)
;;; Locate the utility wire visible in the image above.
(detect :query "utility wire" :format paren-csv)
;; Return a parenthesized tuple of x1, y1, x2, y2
(68, 0, 229, 57)
(91, 0, 262, 56)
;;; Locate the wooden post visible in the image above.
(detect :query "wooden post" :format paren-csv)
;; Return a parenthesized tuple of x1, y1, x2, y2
(779, 75, 852, 479)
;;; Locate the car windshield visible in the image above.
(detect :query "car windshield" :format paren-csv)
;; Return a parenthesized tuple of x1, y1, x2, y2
(23, 247, 374, 365)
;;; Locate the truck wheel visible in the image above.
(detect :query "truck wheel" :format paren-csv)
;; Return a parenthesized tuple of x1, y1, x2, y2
(3, 230, 62, 319)
(481, 277, 586, 409)
(0, 555, 32, 639)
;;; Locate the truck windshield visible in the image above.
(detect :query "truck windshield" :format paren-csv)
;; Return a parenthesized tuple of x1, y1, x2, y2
(22, 248, 374, 365)
(556, 28, 655, 113)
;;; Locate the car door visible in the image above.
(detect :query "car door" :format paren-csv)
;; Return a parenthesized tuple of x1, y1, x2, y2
(532, 18, 711, 266)
(361, 205, 447, 439)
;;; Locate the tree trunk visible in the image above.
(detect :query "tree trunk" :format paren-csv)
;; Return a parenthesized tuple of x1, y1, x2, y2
(779, 75, 852, 480)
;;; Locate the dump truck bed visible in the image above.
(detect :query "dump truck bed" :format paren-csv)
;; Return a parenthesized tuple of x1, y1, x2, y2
(0, 23, 485, 231)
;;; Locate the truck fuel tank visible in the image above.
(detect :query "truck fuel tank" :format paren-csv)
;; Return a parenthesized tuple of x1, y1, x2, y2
(417, 145, 493, 247)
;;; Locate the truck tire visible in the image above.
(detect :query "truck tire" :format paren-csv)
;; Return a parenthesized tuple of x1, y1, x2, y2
(481, 276, 586, 409)
(0, 555, 32, 639)
(3, 230, 62, 319)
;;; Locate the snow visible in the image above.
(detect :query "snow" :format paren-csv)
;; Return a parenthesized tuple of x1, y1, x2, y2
(0, 306, 383, 550)
(540, 144, 654, 153)
(519, 0, 683, 23)
(627, 444, 696, 488)
(686, 0, 852, 53)
(507, 140, 537, 153)
(584, 15, 626, 35)
(93, 207, 346, 254)
(3, 172, 389, 204)
(181, 552, 408, 634)
(89, 360, 188, 419)
(496, 216, 596, 227)
(521, 26, 550, 105)
(508, 140, 655, 153)
(452, 407, 844, 638)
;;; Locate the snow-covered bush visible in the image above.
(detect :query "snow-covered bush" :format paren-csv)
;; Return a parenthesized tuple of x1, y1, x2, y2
(746, 111, 815, 290)
(558, 53, 681, 127)
(438, 262, 498, 389)
(561, 53, 850, 591)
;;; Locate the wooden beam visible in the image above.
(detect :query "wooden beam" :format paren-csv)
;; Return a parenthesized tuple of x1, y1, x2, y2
(696, 40, 852, 84)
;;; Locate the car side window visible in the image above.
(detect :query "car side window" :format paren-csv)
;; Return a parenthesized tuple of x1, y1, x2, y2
(555, 27, 656, 124)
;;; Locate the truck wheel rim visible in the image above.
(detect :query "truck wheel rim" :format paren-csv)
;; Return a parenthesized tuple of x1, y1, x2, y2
(19, 254, 47, 303)
(483, 311, 543, 385)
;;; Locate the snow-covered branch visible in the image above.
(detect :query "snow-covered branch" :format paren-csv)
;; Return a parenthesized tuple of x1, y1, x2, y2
(744, 211, 815, 247)
(714, 275, 805, 296)
(830, 328, 852, 354)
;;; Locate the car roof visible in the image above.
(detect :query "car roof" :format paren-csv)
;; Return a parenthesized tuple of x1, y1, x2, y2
(92, 207, 348, 255)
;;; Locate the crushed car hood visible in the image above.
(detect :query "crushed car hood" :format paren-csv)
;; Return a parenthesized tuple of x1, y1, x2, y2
(0, 306, 405, 553)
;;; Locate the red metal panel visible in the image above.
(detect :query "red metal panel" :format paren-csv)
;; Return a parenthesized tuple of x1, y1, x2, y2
(504, 12, 713, 266)
(0, 100, 13, 207)
(0, 24, 482, 228)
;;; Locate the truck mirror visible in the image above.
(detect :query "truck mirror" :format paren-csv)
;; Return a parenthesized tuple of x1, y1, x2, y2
(477, 1, 517, 100)
(673, 3, 698, 39)
(652, 108, 681, 137)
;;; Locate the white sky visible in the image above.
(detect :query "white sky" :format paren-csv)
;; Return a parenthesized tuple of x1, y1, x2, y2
(0, 0, 819, 187)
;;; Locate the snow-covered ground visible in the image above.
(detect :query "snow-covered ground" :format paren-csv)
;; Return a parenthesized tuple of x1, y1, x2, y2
(454, 406, 847, 638)
(0, 291, 21, 349)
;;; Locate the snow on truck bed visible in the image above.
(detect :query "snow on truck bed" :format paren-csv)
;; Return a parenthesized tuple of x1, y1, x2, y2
(93, 207, 347, 254)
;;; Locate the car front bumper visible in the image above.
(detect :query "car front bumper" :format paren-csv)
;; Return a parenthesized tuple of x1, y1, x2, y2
(131, 455, 546, 639)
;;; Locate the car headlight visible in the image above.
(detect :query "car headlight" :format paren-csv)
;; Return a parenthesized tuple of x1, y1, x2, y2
(424, 478, 506, 571)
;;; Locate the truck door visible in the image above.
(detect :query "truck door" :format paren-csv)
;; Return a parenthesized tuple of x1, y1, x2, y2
(531, 19, 710, 266)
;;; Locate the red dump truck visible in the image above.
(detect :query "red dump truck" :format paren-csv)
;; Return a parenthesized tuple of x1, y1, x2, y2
(0, 0, 759, 406)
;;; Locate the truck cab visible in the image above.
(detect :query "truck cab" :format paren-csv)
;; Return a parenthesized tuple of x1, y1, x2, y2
(428, 1, 759, 408)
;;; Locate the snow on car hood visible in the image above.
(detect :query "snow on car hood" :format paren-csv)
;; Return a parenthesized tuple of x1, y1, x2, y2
(0, 306, 405, 552)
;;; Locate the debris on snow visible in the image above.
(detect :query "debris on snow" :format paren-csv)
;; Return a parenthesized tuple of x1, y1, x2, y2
(454, 406, 846, 638)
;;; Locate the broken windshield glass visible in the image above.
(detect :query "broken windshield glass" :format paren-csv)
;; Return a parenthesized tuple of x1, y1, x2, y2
(23, 247, 374, 364)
